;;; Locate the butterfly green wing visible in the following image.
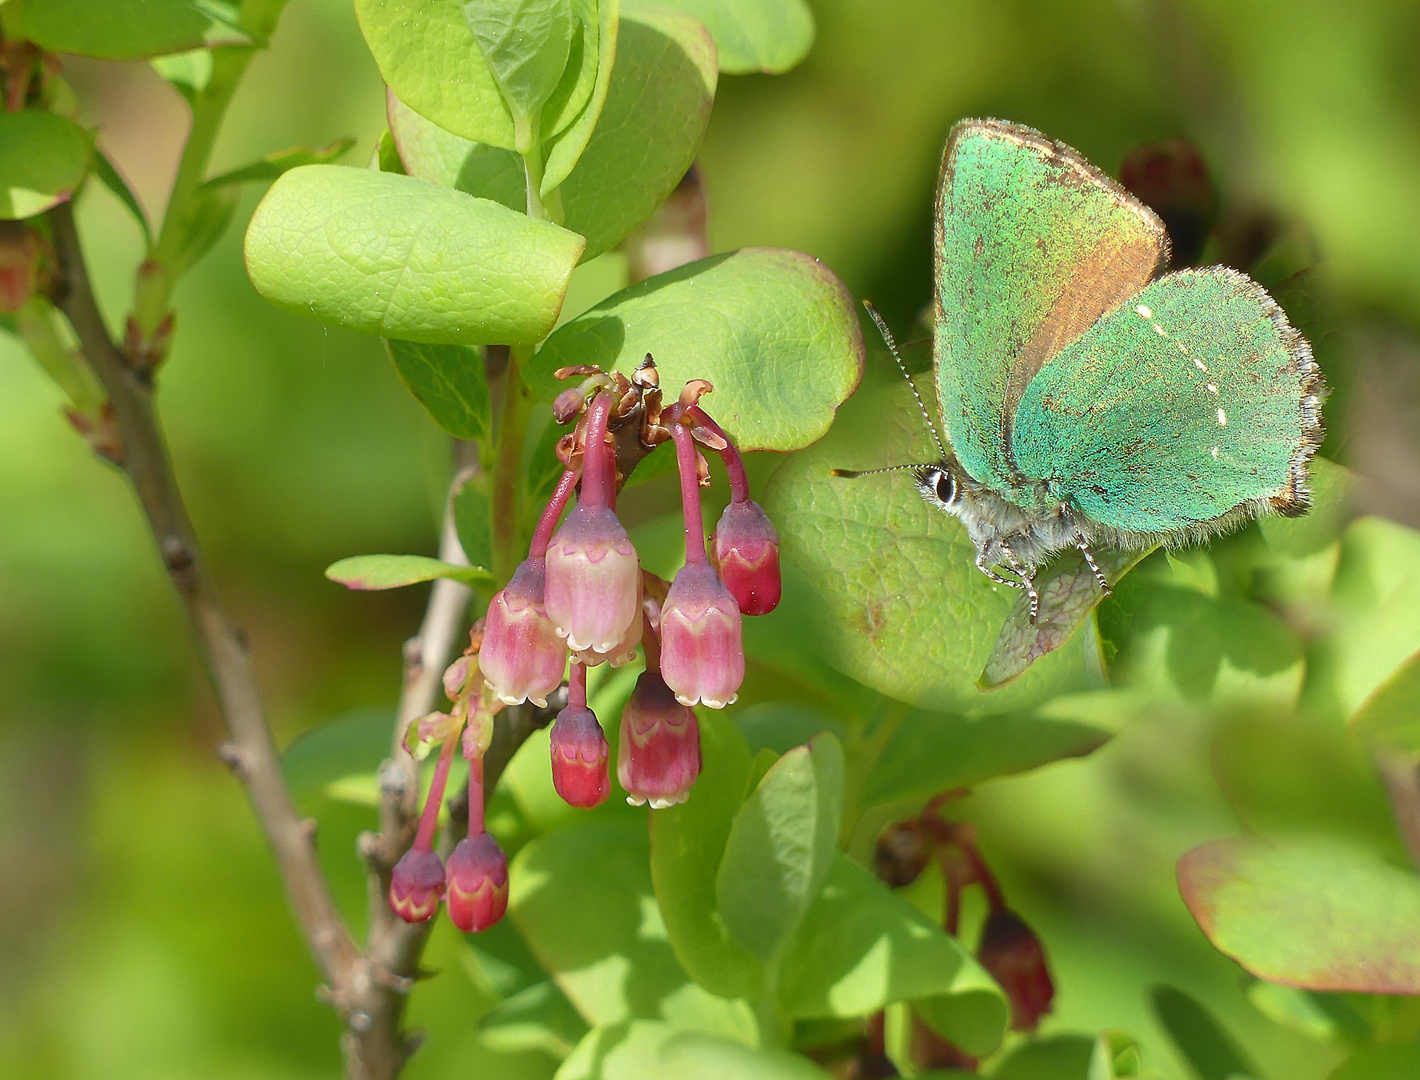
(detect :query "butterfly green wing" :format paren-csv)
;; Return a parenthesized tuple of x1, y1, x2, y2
(933, 119, 1169, 492)
(1011, 266, 1324, 533)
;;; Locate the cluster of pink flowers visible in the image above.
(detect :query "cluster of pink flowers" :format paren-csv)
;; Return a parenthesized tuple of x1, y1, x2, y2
(389, 360, 780, 932)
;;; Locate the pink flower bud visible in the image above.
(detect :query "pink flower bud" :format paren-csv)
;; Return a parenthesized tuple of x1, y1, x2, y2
(617, 671, 701, 808)
(545, 503, 641, 654)
(977, 908, 1055, 1032)
(549, 704, 611, 808)
(659, 562, 743, 708)
(445, 833, 509, 933)
(388, 847, 445, 923)
(479, 558, 567, 708)
(711, 500, 781, 615)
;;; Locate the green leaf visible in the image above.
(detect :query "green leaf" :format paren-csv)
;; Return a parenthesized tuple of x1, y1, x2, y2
(1350, 648, 1420, 753)
(244, 165, 585, 345)
(1244, 982, 1344, 1043)
(389, 6, 713, 259)
(1327, 1045, 1420, 1080)
(659, 1031, 834, 1079)
(763, 379, 1094, 713)
(549, 5, 714, 252)
(511, 822, 755, 1034)
(280, 707, 393, 804)
(646, 0, 814, 74)
(778, 855, 1007, 1057)
(151, 48, 214, 103)
(386, 339, 492, 441)
(0, 110, 91, 220)
(1148, 986, 1261, 1080)
(1178, 838, 1420, 994)
(454, 473, 496, 575)
(531, 249, 863, 449)
(715, 733, 843, 962)
(205, 138, 356, 187)
(92, 149, 151, 246)
(167, 183, 238, 277)
(463, 0, 575, 149)
(1325, 517, 1420, 718)
(355, 0, 517, 149)
(540, 0, 619, 193)
(858, 691, 1137, 811)
(979, 546, 1154, 689)
(992, 1034, 1097, 1080)
(13, 0, 249, 60)
(325, 554, 492, 590)
(650, 710, 763, 1000)
(1258, 456, 1355, 558)
(480, 980, 589, 1058)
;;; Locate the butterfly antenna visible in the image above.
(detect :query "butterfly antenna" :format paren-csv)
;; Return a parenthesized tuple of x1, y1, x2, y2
(863, 300, 947, 460)
(831, 464, 928, 479)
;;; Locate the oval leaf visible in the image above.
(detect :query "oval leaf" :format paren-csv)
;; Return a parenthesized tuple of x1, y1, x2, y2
(15, 0, 249, 60)
(386, 338, 492, 441)
(0, 111, 91, 220)
(540, 0, 620, 193)
(325, 553, 491, 590)
(648, 0, 814, 74)
(763, 380, 1093, 712)
(463, 0, 575, 138)
(244, 165, 585, 344)
(715, 732, 844, 962)
(1178, 838, 1420, 994)
(1350, 647, 1420, 754)
(530, 249, 863, 450)
(777, 855, 1007, 1057)
(389, 5, 714, 260)
(1148, 985, 1261, 1080)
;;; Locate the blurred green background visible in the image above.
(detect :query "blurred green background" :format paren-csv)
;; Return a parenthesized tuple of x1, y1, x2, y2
(3, 0, 1419, 1077)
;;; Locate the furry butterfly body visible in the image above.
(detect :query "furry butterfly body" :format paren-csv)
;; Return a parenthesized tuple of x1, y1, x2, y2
(845, 119, 1324, 619)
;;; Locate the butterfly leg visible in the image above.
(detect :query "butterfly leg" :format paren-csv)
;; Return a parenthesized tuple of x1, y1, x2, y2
(999, 543, 1040, 623)
(975, 551, 1025, 591)
(1075, 539, 1112, 598)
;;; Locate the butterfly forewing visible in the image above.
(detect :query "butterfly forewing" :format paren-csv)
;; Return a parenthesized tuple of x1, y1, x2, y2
(933, 120, 1169, 491)
(1011, 266, 1322, 533)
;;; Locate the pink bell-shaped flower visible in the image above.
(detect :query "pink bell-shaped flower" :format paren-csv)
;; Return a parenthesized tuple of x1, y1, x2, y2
(711, 499, 781, 616)
(388, 847, 445, 923)
(617, 670, 702, 808)
(479, 557, 567, 707)
(659, 561, 743, 709)
(550, 707, 612, 809)
(445, 833, 509, 933)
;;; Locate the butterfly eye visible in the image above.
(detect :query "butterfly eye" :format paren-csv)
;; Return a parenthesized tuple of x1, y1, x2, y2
(933, 470, 955, 506)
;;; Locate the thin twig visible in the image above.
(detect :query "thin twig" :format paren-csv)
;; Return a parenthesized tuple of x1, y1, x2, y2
(47, 200, 361, 992)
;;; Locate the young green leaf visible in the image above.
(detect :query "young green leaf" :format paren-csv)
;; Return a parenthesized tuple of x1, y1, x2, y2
(91, 149, 152, 246)
(386, 90, 525, 211)
(530, 249, 863, 448)
(650, 710, 763, 1000)
(992, 1034, 1097, 1080)
(1178, 838, 1420, 994)
(479, 980, 589, 1058)
(659, 1031, 835, 1079)
(462, 0, 575, 150)
(540, 0, 620, 193)
(205, 138, 356, 187)
(0, 110, 91, 220)
(167, 183, 238, 277)
(244, 165, 585, 344)
(151, 48, 214, 103)
(777, 855, 1008, 1057)
(14, 0, 249, 60)
(280, 707, 394, 805)
(1350, 647, 1420, 754)
(979, 546, 1155, 689)
(1327, 1045, 1420, 1080)
(1149, 985, 1261, 1080)
(386, 339, 492, 442)
(325, 554, 492, 590)
(509, 821, 757, 1034)
(355, 0, 516, 148)
(714, 732, 844, 963)
(646, 0, 814, 74)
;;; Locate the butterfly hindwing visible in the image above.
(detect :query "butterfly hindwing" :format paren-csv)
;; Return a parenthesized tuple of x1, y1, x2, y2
(1011, 266, 1323, 533)
(933, 119, 1169, 491)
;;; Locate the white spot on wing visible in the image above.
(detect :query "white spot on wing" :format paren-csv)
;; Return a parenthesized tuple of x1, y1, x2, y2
(1217, 408, 1227, 426)
(1206, 382, 1218, 394)
(1135, 304, 1153, 318)
(1210, 446, 1219, 458)
(1193, 358, 1208, 373)
(1152, 323, 1168, 337)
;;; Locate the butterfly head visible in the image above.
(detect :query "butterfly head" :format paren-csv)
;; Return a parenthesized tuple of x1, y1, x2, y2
(914, 460, 961, 512)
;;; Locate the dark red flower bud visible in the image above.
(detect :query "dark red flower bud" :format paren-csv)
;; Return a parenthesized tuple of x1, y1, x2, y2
(874, 820, 932, 888)
(479, 558, 567, 708)
(659, 562, 743, 709)
(388, 847, 445, 923)
(977, 908, 1055, 1032)
(545, 503, 641, 655)
(445, 833, 509, 933)
(712, 499, 781, 615)
(550, 703, 611, 808)
(618, 670, 701, 807)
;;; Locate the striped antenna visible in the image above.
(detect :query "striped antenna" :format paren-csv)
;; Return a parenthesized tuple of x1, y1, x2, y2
(863, 300, 947, 460)
(831, 464, 926, 479)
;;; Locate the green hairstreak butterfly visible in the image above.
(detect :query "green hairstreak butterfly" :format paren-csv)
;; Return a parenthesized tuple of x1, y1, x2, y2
(837, 119, 1324, 620)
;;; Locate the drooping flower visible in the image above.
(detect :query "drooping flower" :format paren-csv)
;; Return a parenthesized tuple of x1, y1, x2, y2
(977, 907, 1055, 1032)
(659, 562, 743, 709)
(711, 498, 781, 616)
(444, 832, 509, 933)
(479, 557, 566, 707)
(618, 669, 701, 808)
(388, 847, 445, 923)
(549, 664, 610, 808)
